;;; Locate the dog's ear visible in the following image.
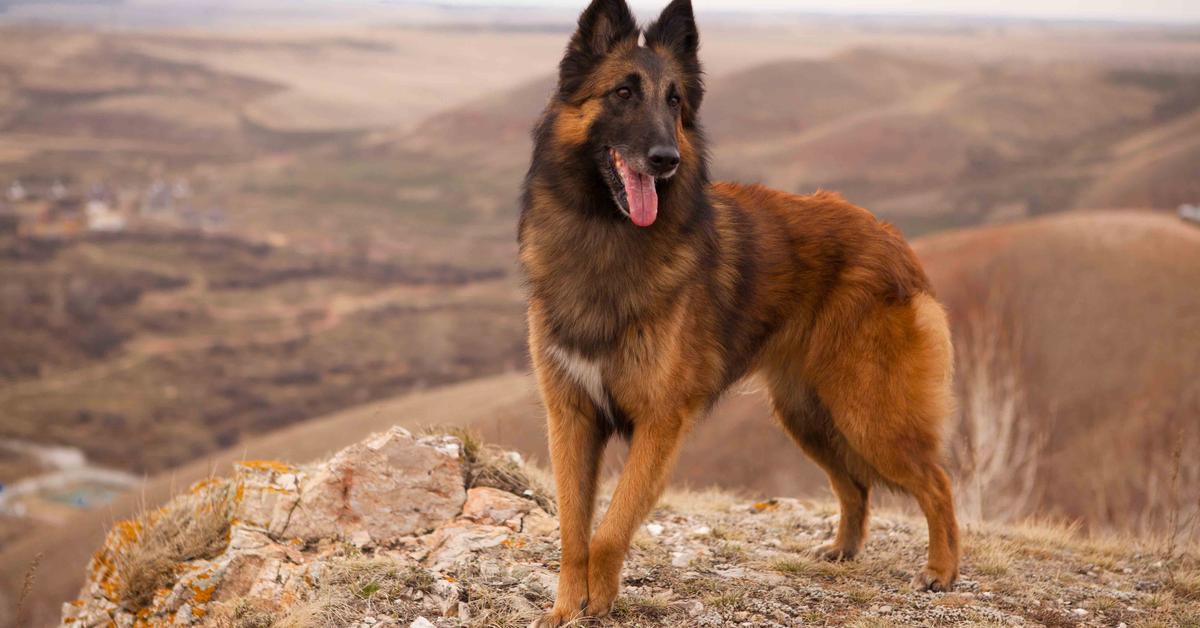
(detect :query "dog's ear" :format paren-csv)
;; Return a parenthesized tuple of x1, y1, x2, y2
(645, 0, 703, 118)
(559, 0, 638, 100)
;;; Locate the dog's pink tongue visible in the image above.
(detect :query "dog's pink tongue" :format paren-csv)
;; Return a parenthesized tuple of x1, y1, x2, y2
(621, 162, 658, 227)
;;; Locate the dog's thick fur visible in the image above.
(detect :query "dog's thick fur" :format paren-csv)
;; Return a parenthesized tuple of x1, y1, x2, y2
(519, 1, 959, 624)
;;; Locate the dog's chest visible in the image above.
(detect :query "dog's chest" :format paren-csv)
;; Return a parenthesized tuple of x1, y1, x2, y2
(547, 344, 610, 414)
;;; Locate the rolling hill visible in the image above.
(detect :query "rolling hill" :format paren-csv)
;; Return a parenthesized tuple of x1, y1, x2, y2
(703, 51, 1200, 235)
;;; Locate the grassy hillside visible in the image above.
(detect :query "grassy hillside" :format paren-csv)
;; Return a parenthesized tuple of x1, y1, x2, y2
(55, 430, 1200, 628)
(0, 231, 523, 474)
(919, 210, 1200, 531)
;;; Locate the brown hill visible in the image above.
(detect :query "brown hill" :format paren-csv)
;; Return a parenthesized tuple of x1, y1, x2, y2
(703, 52, 1200, 234)
(919, 210, 1200, 528)
(252, 47, 1200, 249)
(1078, 109, 1200, 209)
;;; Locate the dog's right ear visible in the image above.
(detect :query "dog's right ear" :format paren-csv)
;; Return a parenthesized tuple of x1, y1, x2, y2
(558, 0, 638, 100)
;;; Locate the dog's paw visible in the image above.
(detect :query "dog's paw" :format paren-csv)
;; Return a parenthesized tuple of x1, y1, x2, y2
(811, 542, 858, 562)
(910, 566, 956, 592)
(529, 606, 582, 628)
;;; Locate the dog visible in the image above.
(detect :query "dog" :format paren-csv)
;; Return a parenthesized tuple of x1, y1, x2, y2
(519, 1, 960, 624)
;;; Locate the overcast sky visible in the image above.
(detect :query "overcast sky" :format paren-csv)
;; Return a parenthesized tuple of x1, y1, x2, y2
(453, 0, 1200, 23)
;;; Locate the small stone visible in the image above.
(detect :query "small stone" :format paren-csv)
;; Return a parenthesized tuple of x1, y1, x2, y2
(460, 487, 534, 530)
(879, 605, 892, 613)
(1071, 608, 1088, 617)
(646, 523, 664, 536)
(349, 529, 372, 548)
(522, 509, 559, 536)
(425, 524, 511, 571)
(690, 526, 712, 536)
(410, 617, 436, 628)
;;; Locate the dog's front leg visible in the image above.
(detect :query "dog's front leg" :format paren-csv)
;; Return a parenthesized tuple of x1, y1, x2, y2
(586, 412, 689, 616)
(531, 355, 607, 628)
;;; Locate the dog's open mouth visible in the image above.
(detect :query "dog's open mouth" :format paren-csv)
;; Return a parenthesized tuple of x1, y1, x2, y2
(606, 148, 658, 227)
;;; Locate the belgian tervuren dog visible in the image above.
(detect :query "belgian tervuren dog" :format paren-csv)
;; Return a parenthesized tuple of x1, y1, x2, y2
(519, 1, 959, 624)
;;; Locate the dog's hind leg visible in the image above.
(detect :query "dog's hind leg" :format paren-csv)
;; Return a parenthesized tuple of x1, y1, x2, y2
(770, 381, 872, 560)
(813, 295, 960, 591)
(835, 408, 960, 591)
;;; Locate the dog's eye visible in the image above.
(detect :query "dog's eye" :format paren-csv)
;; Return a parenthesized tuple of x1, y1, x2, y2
(668, 94, 681, 108)
(615, 87, 633, 100)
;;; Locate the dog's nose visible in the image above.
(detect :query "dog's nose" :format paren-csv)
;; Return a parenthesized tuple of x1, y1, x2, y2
(647, 145, 680, 173)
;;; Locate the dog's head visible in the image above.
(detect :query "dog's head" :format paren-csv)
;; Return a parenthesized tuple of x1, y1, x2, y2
(549, 0, 704, 227)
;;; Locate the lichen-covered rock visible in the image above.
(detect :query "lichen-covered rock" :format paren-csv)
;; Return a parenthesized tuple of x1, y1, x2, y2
(60, 427, 520, 628)
(233, 428, 466, 546)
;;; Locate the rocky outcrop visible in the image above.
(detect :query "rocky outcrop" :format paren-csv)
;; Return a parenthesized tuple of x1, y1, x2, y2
(61, 427, 1199, 628)
(60, 427, 557, 627)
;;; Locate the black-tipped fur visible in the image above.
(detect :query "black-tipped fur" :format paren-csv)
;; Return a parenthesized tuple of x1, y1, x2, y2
(644, 0, 703, 121)
(559, 0, 640, 101)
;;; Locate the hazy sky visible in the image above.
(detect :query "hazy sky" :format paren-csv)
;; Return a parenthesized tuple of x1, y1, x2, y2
(454, 0, 1200, 23)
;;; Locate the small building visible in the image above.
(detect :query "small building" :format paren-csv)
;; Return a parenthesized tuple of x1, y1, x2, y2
(1180, 204, 1200, 226)
(50, 180, 68, 201)
(85, 199, 126, 233)
(6, 180, 26, 203)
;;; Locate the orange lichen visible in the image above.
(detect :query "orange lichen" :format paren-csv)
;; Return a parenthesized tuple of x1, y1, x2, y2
(753, 500, 779, 512)
(187, 478, 221, 495)
(190, 583, 217, 605)
(237, 460, 295, 474)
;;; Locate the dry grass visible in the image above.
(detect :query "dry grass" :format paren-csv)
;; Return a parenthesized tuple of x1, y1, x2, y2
(210, 598, 280, 628)
(273, 558, 436, 628)
(424, 425, 555, 514)
(112, 479, 233, 611)
(15, 552, 41, 619)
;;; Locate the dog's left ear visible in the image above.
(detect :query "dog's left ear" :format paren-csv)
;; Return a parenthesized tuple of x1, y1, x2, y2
(645, 0, 703, 119)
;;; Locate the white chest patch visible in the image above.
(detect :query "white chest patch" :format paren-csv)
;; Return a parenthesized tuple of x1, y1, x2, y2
(547, 344, 610, 415)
